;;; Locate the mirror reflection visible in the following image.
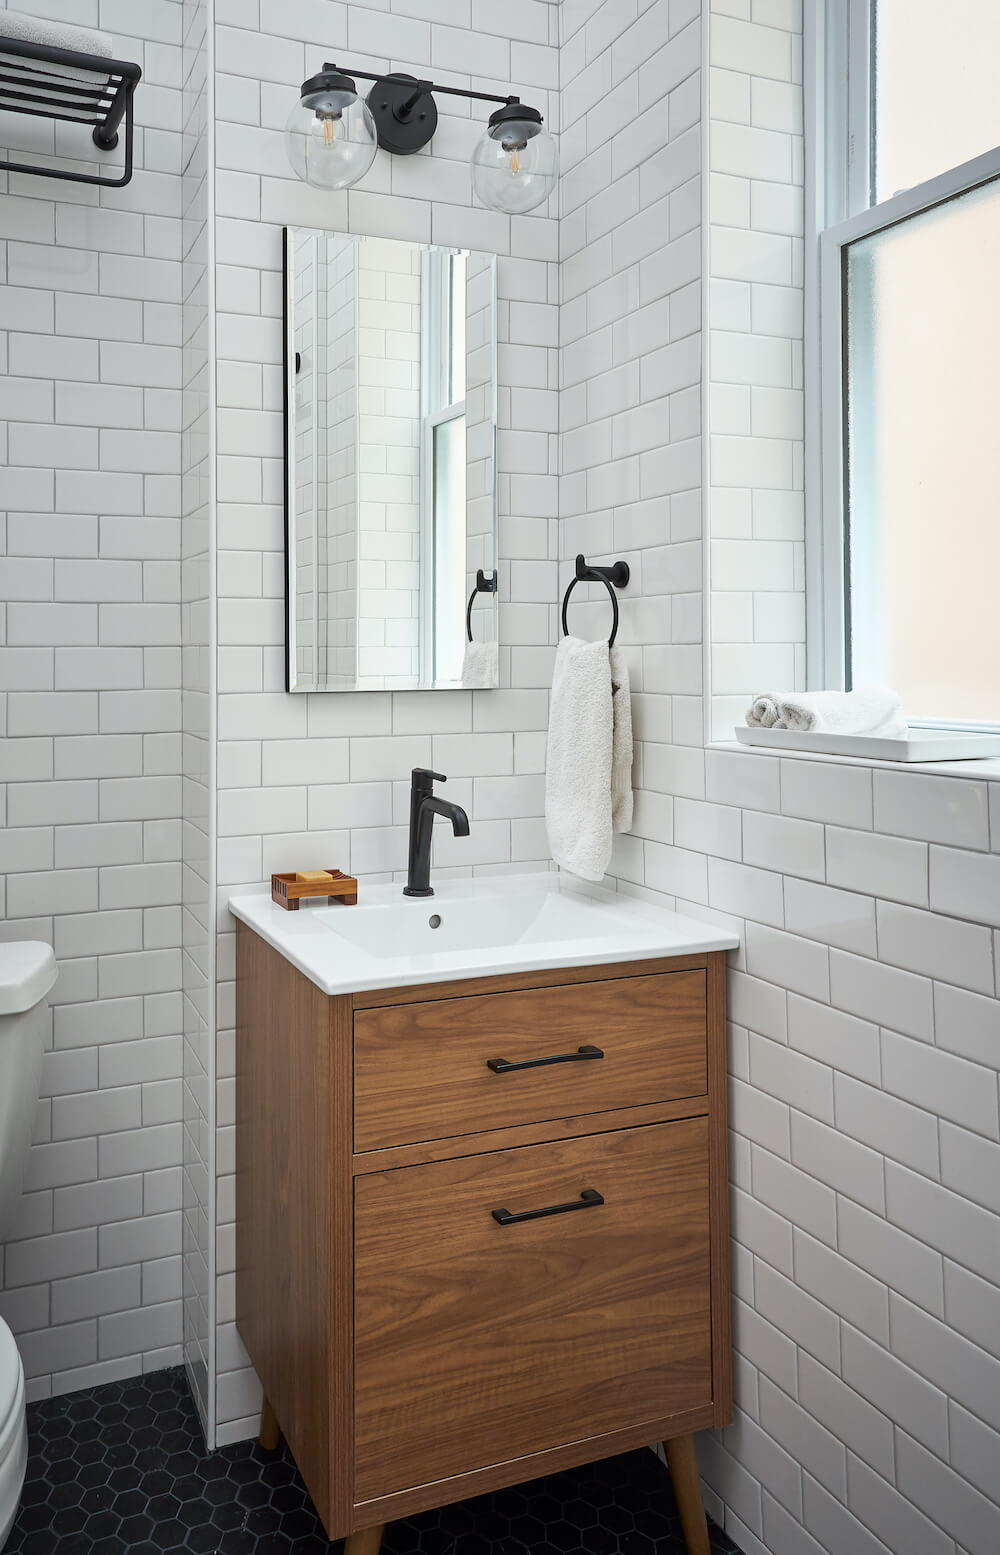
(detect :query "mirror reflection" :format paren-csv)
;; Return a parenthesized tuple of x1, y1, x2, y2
(284, 228, 498, 692)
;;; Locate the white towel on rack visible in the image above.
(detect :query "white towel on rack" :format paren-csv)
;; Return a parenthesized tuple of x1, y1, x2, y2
(545, 636, 614, 882)
(746, 687, 908, 737)
(460, 639, 498, 690)
(0, 11, 112, 94)
(610, 646, 634, 834)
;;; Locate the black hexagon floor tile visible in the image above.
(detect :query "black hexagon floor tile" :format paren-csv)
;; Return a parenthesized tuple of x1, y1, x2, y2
(6, 1369, 740, 1554)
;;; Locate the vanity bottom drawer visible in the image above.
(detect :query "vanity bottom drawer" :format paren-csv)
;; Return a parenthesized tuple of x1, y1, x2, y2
(353, 1118, 712, 1502)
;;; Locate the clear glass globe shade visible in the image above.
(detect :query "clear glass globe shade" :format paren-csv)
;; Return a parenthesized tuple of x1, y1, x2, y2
(284, 95, 378, 191)
(471, 126, 558, 214)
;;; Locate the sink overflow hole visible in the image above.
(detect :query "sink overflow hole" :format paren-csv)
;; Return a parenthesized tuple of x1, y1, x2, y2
(428, 914, 442, 929)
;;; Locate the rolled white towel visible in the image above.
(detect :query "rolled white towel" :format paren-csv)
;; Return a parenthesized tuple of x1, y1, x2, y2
(746, 687, 908, 738)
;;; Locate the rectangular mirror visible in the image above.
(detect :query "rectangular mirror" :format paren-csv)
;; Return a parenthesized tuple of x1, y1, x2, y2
(284, 228, 498, 692)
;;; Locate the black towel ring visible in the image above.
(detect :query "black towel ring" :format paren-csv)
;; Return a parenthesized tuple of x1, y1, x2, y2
(560, 554, 630, 648)
(466, 569, 497, 641)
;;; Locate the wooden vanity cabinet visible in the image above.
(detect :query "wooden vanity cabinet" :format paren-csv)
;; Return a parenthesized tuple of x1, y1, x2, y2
(235, 925, 732, 1554)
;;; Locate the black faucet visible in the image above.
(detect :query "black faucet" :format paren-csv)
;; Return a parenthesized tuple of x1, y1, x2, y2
(403, 768, 470, 898)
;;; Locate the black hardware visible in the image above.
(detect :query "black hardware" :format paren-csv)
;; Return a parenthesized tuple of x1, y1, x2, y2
(403, 768, 469, 898)
(487, 1044, 604, 1075)
(560, 554, 631, 648)
(0, 36, 140, 188)
(466, 568, 497, 642)
(311, 62, 542, 158)
(492, 1188, 605, 1226)
(368, 72, 438, 156)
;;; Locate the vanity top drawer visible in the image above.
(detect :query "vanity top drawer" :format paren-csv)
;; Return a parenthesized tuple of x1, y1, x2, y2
(353, 969, 707, 1152)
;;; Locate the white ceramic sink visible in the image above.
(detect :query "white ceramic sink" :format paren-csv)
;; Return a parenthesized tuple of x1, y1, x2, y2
(228, 873, 739, 995)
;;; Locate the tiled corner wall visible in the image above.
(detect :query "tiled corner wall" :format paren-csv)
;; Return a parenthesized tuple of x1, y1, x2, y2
(707, 0, 805, 740)
(559, 0, 704, 892)
(0, 0, 186, 1400)
(694, 14, 1000, 1555)
(210, 0, 561, 1444)
(680, 753, 1000, 1555)
(557, 5, 1000, 1553)
(180, 0, 214, 1436)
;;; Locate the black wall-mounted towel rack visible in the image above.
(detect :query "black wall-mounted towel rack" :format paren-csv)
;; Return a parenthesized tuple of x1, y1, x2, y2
(0, 35, 141, 187)
(561, 554, 630, 647)
(466, 569, 498, 642)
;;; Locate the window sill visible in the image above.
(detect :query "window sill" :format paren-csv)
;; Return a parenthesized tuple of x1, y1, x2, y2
(707, 740, 1000, 782)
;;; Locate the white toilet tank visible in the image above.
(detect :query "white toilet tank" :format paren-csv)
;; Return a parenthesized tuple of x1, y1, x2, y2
(0, 943, 57, 1240)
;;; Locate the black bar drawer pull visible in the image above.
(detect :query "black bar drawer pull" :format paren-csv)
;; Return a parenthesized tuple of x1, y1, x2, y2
(492, 1188, 605, 1226)
(486, 1044, 604, 1075)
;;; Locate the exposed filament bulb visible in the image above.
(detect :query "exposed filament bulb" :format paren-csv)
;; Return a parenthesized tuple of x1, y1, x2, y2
(502, 136, 527, 175)
(319, 112, 338, 144)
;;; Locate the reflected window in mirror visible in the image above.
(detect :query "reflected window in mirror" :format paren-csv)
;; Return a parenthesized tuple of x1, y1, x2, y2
(284, 229, 498, 693)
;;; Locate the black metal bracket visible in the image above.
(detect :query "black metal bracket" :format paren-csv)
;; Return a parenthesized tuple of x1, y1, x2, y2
(466, 568, 497, 642)
(486, 1044, 604, 1075)
(0, 36, 140, 188)
(321, 62, 521, 157)
(560, 553, 631, 648)
(492, 1188, 605, 1227)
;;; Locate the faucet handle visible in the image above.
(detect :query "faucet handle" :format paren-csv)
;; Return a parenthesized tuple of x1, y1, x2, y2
(411, 767, 447, 790)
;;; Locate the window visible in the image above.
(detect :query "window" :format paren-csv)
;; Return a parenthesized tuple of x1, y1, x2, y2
(816, 0, 1000, 724)
(420, 249, 467, 687)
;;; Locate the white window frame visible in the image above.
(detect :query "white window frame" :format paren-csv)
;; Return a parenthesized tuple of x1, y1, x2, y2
(419, 249, 467, 686)
(806, 0, 1000, 727)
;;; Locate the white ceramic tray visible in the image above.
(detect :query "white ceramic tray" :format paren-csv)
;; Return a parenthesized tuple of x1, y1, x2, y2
(735, 726, 1000, 762)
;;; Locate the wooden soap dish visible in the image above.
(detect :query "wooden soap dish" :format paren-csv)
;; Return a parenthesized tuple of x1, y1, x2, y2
(271, 869, 358, 910)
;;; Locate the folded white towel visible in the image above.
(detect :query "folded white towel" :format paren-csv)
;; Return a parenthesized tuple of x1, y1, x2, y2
(746, 687, 908, 738)
(0, 11, 112, 94)
(545, 636, 614, 882)
(610, 645, 633, 834)
(0, 11, 111, 58)
(460, 639, 498, 690)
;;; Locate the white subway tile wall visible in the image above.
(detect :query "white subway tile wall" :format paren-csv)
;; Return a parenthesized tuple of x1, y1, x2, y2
(708, 0, 805, 739)
(210, 0, 561, 1445)
(561, 5, 1000, 1554)
(0, 0, 185, 1401)
(1, 8, 998, 1554)
(180, 0, 213, 1438)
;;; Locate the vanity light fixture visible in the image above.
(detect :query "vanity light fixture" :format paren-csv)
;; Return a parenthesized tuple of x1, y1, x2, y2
(285, 63, 558, 213)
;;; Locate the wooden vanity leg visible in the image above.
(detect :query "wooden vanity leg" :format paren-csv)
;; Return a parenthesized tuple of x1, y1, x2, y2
(344, 1525, 385, 1555)
(664, 1434, 710, 1555)
(258, 1395, 281, 1452)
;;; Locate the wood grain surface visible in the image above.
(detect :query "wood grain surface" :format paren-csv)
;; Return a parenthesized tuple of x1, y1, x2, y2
(354, 971, 707, 1151)
(235, 926, 354, 1537)
(353, 1118, 713, 1502)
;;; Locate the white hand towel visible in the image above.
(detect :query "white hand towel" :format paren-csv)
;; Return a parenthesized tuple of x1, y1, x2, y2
(746, 687, 908, 738)
(0, 11, 112, 94)
(610, 646, 633, 834)
(460, 639, 498, 690)
(0, 12, 111, 57)
(545, 636, 614, 882)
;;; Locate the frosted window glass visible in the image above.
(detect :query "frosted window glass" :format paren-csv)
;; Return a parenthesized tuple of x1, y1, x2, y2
(845, 177, 1000, 722)
(874, 0, 1000, 201)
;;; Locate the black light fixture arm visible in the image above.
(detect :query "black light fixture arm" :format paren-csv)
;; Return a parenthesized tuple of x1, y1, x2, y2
(313, 61, 536, 156)
(321, 61, 520, 111)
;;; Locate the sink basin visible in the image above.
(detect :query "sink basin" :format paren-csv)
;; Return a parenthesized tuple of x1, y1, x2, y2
(320, 888, 642, 959)
(228, 873, 739, 995)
